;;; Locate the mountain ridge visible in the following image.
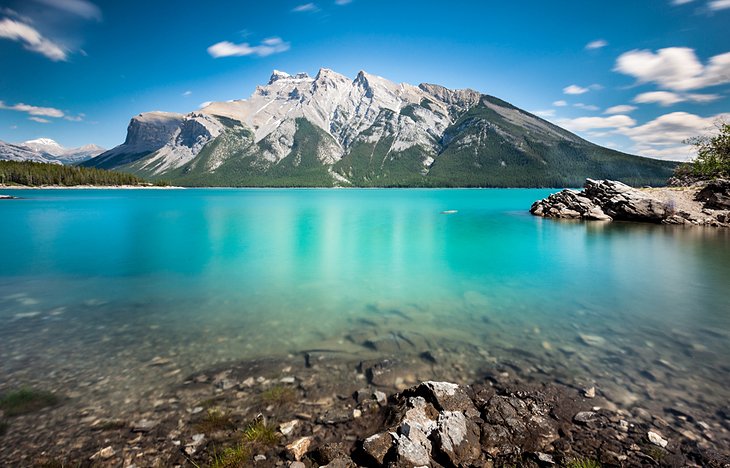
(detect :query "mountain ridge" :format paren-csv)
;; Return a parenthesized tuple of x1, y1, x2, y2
(83, 68, 676, 187)
(0, 138, 106, 165)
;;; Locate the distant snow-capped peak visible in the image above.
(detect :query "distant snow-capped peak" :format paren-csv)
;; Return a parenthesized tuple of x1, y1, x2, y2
(23, 138, 66, 156)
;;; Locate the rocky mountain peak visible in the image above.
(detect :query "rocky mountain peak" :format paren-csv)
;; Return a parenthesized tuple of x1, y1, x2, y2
(268, 70, 291, 84)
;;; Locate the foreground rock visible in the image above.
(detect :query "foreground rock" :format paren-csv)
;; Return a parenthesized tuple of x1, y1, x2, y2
(531, 179, 730, 227)
(3, 352, 728, 467)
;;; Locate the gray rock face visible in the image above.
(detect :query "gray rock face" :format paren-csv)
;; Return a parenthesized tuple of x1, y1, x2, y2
(123, 112, 185, 151)
(479, 394, 559, 457)
(434, 411, 481, 466)
(583, 179, 668, 222)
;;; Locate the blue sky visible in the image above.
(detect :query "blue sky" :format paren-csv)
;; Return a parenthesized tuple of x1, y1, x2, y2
(0, 0, 728, 160)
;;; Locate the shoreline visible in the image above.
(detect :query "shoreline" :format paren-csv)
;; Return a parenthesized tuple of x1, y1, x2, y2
(0, 184, 185, 190)
(1, 351, 727, 466)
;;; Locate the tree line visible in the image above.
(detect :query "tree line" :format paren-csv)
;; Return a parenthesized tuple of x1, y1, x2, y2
(0, 160, 150, 186)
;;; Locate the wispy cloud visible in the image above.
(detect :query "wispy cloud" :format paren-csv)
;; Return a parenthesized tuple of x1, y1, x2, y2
(633, 90, 721, 106)
(585, 39, 607, 50)
(553, 100, 567, 107)
(292, 3, 319, 12)
(618, 111, 730, 160)
(574, 103, 600, 111)
(335, 0, 352, 4)
(0, 18, 67, 61)
(29, 116, 51, 123)
(709, 0, 730, 9)
(671, 0, 694, 4)
(199, 101, 212, 109)
(182, 90, 192, 96)
(615, 47, 730, 91)
(604, 105, 637, 114)
(557, 115, 636, 131)
(563, 84, 589, 95)
(0, 100, 65, 118)
(33, 0, 102, 21)
(207, 37, 290, 58)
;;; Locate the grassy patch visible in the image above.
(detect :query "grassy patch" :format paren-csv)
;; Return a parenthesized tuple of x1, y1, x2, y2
(195, 408, 236, 433)
(565, 458, 601, 468)
(207, 418, 278, 468)
(210, 443, 252, 468)
(0, 388, 59, 416)
(260, 385, 296, 405)
(242, 418, 279, 447)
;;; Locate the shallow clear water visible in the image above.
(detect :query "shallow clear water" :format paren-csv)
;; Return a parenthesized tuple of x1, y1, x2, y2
(1, 188, 729, 416)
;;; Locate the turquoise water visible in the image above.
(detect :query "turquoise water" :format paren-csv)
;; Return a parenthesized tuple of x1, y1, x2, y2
(1, 188, 729, 417)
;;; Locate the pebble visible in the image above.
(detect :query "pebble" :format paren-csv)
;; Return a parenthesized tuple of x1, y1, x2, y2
(132, 419, 159, 432)
(584, 386, 596, 398)
(90, 446, 115, 460)
(286, 436, 313, 461)
(648, 430, 668, 448)
(574, 411, 598, 424)
(254, 454, 266, 461)
(280, 420, 298, 435)
(290, 462, 305, 468)
(579, 334, 607, 347)
(241, 376, 255, 387)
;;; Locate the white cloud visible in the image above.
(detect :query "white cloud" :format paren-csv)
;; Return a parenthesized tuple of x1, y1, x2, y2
(635, 145, 695, 160)
(585, 39, 608, 50)
(574, 103, 600, 111)
(64, 114, 84, 121)
(709, 0, 730, 10)
(563, 84, 589, 95)
(557, 115, 636, 131)
(0, 18, 67, 61)
(605, 105, 637, 114)
(0, 100, 65, 118)
(34, 0, 102, 21)
(618, 111, 730, 160)
(553, 100, 567, 107)
(183, 90, 192, 96)
(207, 37, 290, 58)
(531, 109, 556, 118)
(29, 116, 50, 123)
(335, 0, 352, 4)
(671, 0, 694, 4)
(633, 90, 722, 106)
(614, 47, 730, 91)
(292, 3, 319, 12)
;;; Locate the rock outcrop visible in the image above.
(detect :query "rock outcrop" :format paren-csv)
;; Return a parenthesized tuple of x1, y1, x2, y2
(695, 179, 730, 210)
(531, 179, 730, 227)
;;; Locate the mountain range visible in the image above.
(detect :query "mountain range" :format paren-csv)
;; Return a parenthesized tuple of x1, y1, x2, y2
(83, 68, 676, 187)
(0, 138, 105, 165)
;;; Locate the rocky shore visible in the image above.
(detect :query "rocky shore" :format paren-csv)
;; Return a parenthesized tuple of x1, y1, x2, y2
(2, 352, 729, 467)
(530, 179, 730, 228)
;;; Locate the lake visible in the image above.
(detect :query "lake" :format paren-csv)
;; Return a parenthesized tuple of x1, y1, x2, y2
(1, 188, 729, 433)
